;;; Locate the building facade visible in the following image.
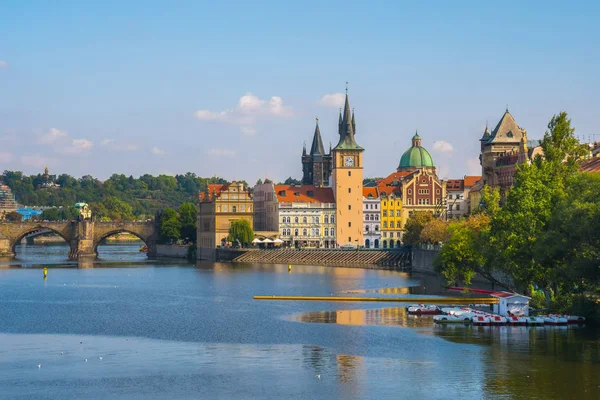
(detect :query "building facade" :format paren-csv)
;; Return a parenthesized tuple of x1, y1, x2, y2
(446, 175, 481, 219)
(331, 93, 364, 247)
(197, 182, 253, 259)
(363, 187, 381, 248)
(302, 119, 332, 187)
(379, 190, 403, 249)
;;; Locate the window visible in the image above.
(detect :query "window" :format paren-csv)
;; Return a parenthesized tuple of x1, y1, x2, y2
(383, 240, 387, 249)
(348, 188, 351, 193)
(396, 210, 401, 216)
(348, 205, 351, 210)
(408, 189, 412, 195)
(303, 216, 307, 223)
(383, 232, 387, 237)
(375, 214, 379, 220)
(331, 216, 335, 223)
(365, 225, 369, 232)
(407, 198, 412, 205)
(437, 189, 440, 194)
(295, 217, 299, 223)
(383, 210, 387, 217)
(313, 216, 319, 223)
(397, 202, 400, 206)
(348, 171, 351, 176)
(324, 215, 329, 224)
(375, 225, 379, 231)
(294, 228, 299, 236)
(303, 228, 307, 236)
(375, 204, 378, 209)
(383, 222, 387, 228)
(348, 222, 351, 227)
(383, 202, 386, 207)
(232, 206, 237, 212)
(456, 204, 460, 211)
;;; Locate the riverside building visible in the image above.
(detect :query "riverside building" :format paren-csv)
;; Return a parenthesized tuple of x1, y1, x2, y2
(363, 187, 381, 248)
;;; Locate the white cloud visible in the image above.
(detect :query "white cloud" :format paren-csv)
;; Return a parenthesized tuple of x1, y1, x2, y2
(151, 146, 166, 156)
(208, 148, 236, 157)
(101, 138, 139, 152)
(0, 151, 14, 163)
(0, 60, 8, 68)
(39, 128, 67, 144)
(194, 92, 293, 135)
(432, 140, 454, 153)
(317, 93, 345, 108)
(240, 126, 257, 136)
(72, 138, 93, 150)
(467, 157, 481, 176)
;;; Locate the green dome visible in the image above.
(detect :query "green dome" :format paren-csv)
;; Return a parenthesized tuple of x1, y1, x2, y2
(398, 133, 434, 169)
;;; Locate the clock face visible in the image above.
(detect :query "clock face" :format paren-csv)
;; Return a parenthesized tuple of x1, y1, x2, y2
(344, 156, 355, 167)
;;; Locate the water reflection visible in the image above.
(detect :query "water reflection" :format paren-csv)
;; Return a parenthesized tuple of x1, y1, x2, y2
(293, 306, 435, 329)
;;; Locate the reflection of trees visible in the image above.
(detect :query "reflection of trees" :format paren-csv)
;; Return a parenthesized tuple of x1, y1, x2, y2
(431, 326, 600, 399)
(295, 307, 434, 328)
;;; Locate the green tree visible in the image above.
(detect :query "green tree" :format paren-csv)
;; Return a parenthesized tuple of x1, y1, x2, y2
(228, 219, 254, 246)
(5, 211, 22, 222)
(420, 219, 450, 244)
(41, 208, 61, 221)
(102, 196, 134, 221)
(177, 202, 197, 244)
(403, 212, 434, 246)
(159, 208, 181, 244)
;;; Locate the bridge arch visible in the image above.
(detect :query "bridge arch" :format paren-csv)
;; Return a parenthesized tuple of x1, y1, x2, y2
(93, 229, 151, 254)
(92, 222, 158, 258)
(9, 224, 76, 257)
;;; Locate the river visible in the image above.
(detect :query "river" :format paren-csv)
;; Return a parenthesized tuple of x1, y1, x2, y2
(0, 243, 598, 399)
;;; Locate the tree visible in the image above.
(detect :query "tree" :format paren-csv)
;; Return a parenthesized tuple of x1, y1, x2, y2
(228, 219, 254, 246)
(177, 202, 197, 244)
(420, 219, 450, 244)
(41, 208, 61, 221)
(102, 196, 134, 221)
(256, 178, 263, 185)
(281, 177, 301, 185)
(159, 208, 181, 244)
(5, 211, 22, 222)
(403, 212, 434, 246)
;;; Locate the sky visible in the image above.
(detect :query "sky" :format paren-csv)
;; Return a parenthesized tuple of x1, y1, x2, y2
(1, 0, 599, 182)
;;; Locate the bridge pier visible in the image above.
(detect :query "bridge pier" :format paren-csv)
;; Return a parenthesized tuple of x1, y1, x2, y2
(0, 238, 15, 258)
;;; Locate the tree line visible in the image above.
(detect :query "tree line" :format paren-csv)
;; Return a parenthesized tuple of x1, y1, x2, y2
(404, 112, 599, 321)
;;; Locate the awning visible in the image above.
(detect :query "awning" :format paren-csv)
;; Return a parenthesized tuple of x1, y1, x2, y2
(252, 238, 263, 243)
(262, 238, 274, 243)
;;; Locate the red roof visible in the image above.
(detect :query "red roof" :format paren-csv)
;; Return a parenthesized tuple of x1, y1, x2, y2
(274, 185, 334, 204)
(446, 179, 464, 191)
(376, 171, 414, 187)
(463, 176, 482, 187)
(363, 187, 379, 198)
(199, 183, 231, 202)
(581, 157, 600, 173)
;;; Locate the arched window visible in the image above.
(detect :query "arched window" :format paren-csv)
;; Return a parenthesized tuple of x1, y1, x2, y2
(365, 239, 370, 248)
(375, 225, 379, 231)
(396, 240, 401, 248)
(232, 206, 237, 213)
(365, 225, 369, 232)
(374, 239, 379, 248)
(294, 228, 298, 236)
(396, 221, 401, 228)
(375, 214, 379, 221)
(331, 216, 335, 224)
(303, 228, 307, 236)
(303, 217, 307, 223)
(383, 240, 387, 249)
(295, 217, 299, 223)
(324, 215, 329, 224)
(383, 222, 387, 228)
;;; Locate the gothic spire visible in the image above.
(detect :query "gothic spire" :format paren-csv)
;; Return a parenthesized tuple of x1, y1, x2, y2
(351, 108, 356, 135)
(309, 117, 325, 156)
(302, 141, 307, 156)
(338, 108, 343, 132)
(334, 90, 363, 151)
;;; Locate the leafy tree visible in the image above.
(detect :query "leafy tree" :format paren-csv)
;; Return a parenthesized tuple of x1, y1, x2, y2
(256, 178, 263, 185)
(102, 196, 134, 221)
(420, 219, 450, 244)
(281, 177, 301, 185)
(402, 212, 434, 246)
(5, 211, 22, 222)
(159, 208, 181, 244)
(41, 208, 61, 221)
(177, 202, 197, 244)
(228, 219, 254, 246)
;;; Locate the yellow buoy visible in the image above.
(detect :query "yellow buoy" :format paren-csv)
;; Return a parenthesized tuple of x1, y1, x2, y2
(288, 264, 292, 272)
(43, 267, 48, 279)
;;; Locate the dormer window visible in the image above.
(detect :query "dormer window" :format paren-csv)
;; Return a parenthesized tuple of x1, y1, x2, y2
(307, 190, 314, 197)
(278, 191, 286, 196)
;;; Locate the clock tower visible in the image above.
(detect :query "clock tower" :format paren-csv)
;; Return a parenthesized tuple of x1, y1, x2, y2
(332, 91, 364, 247)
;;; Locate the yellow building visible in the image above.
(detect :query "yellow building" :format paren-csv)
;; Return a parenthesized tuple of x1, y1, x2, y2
(197, 181, 253, 260)
(74, 202, 92, 220)
(379, 191, 403, 249)
(331, 93, 364, 247)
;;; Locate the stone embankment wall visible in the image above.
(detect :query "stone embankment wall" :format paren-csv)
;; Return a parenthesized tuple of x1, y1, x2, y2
(155, 244, 190, 259)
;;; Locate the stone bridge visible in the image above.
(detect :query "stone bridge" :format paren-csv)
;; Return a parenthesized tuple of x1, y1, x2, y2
(0, 220, 158, 259)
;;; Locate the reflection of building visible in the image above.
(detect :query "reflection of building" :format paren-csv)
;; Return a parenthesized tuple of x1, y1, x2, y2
(446, 176, 481, 218)
(197, 182, 253, 259)
(253, 182, 336, 248)
(363, 187, 380, 248)
(74, 202, 92, 220)
(479, 110, 543, 198)
(332, 93, 364, 246)
(376, 133, 446, 239)
(302, 119, 332, 187)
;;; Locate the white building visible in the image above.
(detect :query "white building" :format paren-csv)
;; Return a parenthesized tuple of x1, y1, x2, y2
(363, 187, 381, 248)
(446, 176, 481, 219)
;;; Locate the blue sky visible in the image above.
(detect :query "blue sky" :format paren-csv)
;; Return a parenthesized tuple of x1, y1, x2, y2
(1, 0, 599, 182)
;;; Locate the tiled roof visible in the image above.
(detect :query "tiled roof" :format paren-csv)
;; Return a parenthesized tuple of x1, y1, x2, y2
(376, 171, 414, 187)
(463, 176, 481, 187)
(489, 110, 525, 144)
(274, 185, 334, 204)
(363, 187, 379, 198)
(581, 157, 600, 173)
(199, 183, 231, 202)
(446, 179, 464, 191)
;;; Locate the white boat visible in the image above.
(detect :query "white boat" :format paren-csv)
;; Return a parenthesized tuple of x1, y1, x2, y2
(489, 315, 507, 325)
(506, 315, 527, 325)
(406, 304, 441, 315)
(525, 316, 545, 325)
(543, 315, 568, 325)
(433, 314, 473, 324)
(472, 315, 491, 325)
(555, 314, 586, 324)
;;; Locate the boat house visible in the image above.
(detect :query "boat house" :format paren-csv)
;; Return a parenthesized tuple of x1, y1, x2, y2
(491, 292, 531, 317)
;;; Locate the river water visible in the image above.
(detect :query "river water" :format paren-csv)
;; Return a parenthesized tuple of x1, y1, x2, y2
(0, 243, 598, 400)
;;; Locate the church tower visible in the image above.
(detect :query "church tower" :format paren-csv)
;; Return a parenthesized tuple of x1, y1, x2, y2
(302, 118, 332, 187)
(332, 91, 364, 246)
